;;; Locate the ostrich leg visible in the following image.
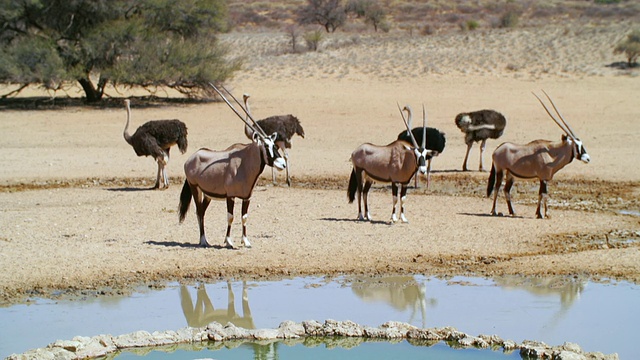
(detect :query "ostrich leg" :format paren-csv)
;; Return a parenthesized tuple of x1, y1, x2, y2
(462, 142, 473, 171)
(479, 139, 487, 172)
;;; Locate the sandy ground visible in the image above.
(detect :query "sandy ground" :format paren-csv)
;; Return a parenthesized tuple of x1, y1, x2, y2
(0, 24, 639, 305)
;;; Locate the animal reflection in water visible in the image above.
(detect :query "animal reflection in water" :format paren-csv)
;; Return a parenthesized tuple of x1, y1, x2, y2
(351, 276, 435, 328)
(494, 275, 586, 330)
(180, 281, 255, 329)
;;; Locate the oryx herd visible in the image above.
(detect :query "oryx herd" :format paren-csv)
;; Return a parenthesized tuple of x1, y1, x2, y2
(124, 86, 590, 248)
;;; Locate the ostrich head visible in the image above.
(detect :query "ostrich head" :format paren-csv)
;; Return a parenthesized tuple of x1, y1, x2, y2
(455, 113, 472, 131)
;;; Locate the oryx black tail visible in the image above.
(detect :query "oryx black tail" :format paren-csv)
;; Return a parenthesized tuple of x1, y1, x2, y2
(178, 180, 192, 223)
(487, 164, 496, 197)
(348, 169, 358, 203)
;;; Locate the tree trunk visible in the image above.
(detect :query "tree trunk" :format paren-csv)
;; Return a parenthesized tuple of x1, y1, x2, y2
(77, 77, 103, 103)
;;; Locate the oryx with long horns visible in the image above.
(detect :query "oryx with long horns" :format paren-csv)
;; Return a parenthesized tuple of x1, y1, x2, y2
(179, 85, 286, 248)
(348, 104, 434, 223)
(396, 104, 446, 188)
(487, 91, 590, 218)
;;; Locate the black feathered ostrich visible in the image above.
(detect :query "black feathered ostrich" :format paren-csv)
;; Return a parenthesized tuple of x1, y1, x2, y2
(454, 109, 506, 172)
(122, 99, 188, 189)
(397, 105, 446, 188)
(242, 94, 305, 187)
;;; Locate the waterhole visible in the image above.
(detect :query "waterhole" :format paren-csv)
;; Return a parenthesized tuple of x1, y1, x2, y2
(1, 275, 637, 358)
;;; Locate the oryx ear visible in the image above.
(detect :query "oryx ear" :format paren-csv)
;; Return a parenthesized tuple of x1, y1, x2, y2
(562, 134, 569, 142)
(403, 144, 412, 151)
(253, 132, 260, 142)
(270, 132, 278, 142)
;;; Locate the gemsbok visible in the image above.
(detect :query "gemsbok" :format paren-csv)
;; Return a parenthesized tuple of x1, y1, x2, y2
(348, 104, 434, 223)
(179, 85, 286, 248)
(396, 104, 446, 188)
(487, 91, 590, 218)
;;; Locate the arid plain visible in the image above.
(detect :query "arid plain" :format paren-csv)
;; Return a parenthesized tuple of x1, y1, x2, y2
(0, 20, 639, 305)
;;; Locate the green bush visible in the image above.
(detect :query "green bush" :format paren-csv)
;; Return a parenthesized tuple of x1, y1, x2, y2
(614, 29, 640, 66)
(466, 20, 479, 31)
(304, 30, 324, 51)
(500, 11, 520, 28)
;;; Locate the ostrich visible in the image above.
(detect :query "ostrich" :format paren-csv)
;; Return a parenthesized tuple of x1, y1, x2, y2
(242, 94, 305, 187)
(455, 109, 506, 172)
(123, 99, 188, 189)
(397, 105, 446, 187)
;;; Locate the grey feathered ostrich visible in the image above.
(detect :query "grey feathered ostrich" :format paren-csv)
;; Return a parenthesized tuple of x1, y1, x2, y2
(454, 109, 506, 171)
(242, 94, 305, 186)
(123, 99, 188, 189)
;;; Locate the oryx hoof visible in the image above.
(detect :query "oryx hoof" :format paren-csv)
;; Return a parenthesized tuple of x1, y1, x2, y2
(199, 236, 210, 247)
(224, 237, 235, 248)
(391, 214, 398, 223)
(241, 237, 252, 248)
(400, 214, 408, 223)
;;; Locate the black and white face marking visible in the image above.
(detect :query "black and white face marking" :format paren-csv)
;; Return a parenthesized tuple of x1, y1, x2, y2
(573, 138, 590, 163)
(414, 147, 428, 174)
(261, 134, 286, 170)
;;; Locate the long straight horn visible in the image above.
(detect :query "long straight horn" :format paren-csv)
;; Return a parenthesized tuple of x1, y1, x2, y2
(421, 104, 427, 149)
(397, 103, 419, 148)
(532, 92, 573, 138)
(542, 90, 578, 139)
(209, 83, 264, 138)
(220, 85, 268, 137)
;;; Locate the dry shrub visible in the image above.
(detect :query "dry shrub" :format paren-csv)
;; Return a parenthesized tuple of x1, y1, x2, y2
(421, 24, 435, 36)
(394, 3, 438, 23)
(499, 11, 520, 28)
(584, 5, 640, 19)
(304, 30, 323, 51)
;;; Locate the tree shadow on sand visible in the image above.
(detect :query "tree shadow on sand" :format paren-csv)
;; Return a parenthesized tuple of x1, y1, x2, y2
(606, 61, 638, 70)
(0, 95, 211, 111)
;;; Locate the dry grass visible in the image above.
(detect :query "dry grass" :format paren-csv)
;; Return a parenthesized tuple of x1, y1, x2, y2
(228, 0, 640, 32)
(221, 22, 636, 83)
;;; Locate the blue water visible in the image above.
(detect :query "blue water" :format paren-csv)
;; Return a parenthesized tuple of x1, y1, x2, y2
(1, 276, 637, 359)
(114, 340, 521, 360)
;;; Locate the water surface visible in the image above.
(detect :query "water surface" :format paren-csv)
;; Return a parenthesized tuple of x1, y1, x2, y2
(1, 275, 636, 358)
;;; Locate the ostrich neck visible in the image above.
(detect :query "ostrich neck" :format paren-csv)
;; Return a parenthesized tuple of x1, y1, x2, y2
(123, 105, 133, 144)
(243, 97, 255, 139)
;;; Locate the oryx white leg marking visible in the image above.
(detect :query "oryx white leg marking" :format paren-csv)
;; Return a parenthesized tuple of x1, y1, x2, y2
(400, 195, 408, 223)
(198, 214, 209, 247)
(199, 234, 209, 247)
(391, 195, 398, 222)
(224, 212, 235, 248)
(241, 214, 251, 248)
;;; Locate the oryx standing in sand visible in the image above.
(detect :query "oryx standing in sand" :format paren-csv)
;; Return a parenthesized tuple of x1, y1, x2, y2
(348, 104, 433, 223)
(487, 91, 590, 218)
(179, 85, 286, 248)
